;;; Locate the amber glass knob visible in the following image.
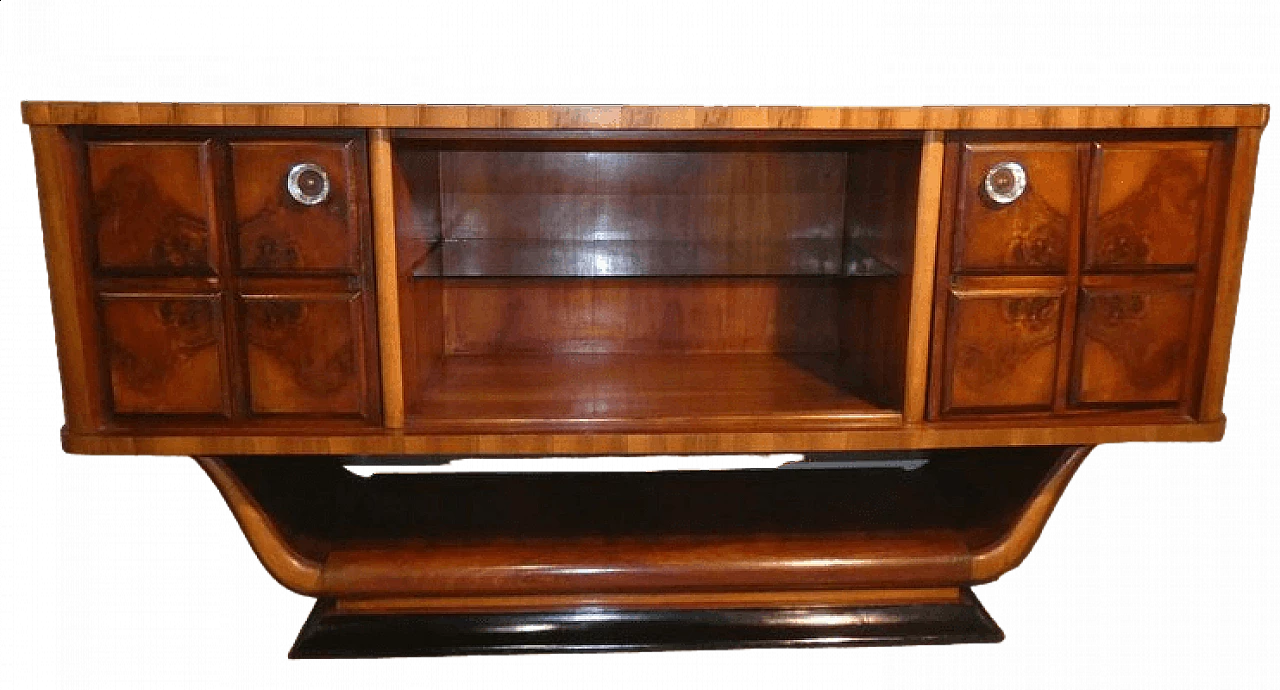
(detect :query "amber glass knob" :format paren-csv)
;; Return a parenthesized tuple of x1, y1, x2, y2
(982, 161, 1027, 205)
(286, 163, 330, 206)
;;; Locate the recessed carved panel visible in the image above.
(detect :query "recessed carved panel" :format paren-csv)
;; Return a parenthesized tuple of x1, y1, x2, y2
(953, 144, 1082, 273)
(1087, 143, 1212, 271)
(1073, 283, 1195, 405)
(243, 294, 367, 415)
(101, 295, 227, 415)
(231, 141, 362, 273)
(87, 141, 216, 274)
(941, 287, 1064, 414)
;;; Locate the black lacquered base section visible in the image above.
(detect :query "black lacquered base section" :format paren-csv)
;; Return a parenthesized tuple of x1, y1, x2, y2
(289, 589, 1003, 658)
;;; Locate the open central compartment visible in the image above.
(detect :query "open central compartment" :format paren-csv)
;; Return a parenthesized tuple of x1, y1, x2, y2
(392, 134, 923, 431)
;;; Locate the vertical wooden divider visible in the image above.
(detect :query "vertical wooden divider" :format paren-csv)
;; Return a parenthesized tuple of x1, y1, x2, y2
(902, 131, 947, 423)
(369, 129, 405, 428)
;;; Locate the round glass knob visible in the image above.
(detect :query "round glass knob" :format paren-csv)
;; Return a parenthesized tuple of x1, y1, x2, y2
(982, 161, 1027, 205)
(286, 163, 330, 206)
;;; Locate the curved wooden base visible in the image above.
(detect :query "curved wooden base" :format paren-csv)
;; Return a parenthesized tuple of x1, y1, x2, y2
(291, 588, 1002, 658)
(196, 446, 1089, 656)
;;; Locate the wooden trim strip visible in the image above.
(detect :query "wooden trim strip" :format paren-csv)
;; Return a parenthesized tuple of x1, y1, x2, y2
(64, 420, 1222, 456)
(333, 588, 963, 615)
(368, 129, 405, 428)
(1199, 127, 1265, 421)
(194, 457, 325, 595)
(903, 132, 946, 422)
(30, 126, 100, 433)
(21, 103, 1271, 130)
(969, 446, 1091, 582)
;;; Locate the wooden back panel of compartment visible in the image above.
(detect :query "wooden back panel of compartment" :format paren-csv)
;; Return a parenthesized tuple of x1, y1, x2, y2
(929, 134, 1231, 419)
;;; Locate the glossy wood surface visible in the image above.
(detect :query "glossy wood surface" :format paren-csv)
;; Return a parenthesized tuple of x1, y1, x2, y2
(1200, 127, 1264, 419)
(24, 108, 1267, 454)
(408, 354, 898, 433)
(197, 446, 1090, 600)
(369, 130, 405, 428)
(939, 280, 1066, 414)
(49, 130, 384, 429)
(952, 143, 1085, 273)
(439, 278, 840, 355)
(65, 418, 1222, 455)
(1072, 278, 1196, 405)
(231, 140, 363, 273)
(333, 587, 963, 615)
(100, 294, 228, 415)
(22, 102, 1269, 129)
(430, 149, 848, 276)
(32, 126, 107, 433)
(1087, 142, 1213, 271)
(901, 133, 944, 422)
(931, 132, 1233, 420)
(87, 140, 218, 274)
(290, 590, 1002, 657)
(242, 294, 369, 416)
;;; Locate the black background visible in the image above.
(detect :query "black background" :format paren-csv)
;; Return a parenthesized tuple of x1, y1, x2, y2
(7, 8, 1269, 686)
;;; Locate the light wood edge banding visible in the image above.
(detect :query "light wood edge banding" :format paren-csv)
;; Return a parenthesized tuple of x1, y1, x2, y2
(194, 456, 325, 595)
(21, 103, 1270, 130)
(968, 446, 1092, 582)
(368, 129, 405, 427)
(67, 421, 1220, 455)
(333, 587, 963, 615)
(903, 132, 946, 422)
(1199, 126, 1265, 421)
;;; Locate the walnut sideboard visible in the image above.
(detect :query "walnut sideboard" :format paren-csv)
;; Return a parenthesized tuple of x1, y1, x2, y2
(24, 102, 1268, 657)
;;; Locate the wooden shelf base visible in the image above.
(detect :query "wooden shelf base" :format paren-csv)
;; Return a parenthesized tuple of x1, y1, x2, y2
(290, 588, 1002, 658)
(407, 353, 901, 433)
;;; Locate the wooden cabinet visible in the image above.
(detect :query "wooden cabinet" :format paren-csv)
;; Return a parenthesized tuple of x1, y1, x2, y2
(77, 132, 378, 427)
(24, 103, 1267, 658)
(931, 134, 1227, 420)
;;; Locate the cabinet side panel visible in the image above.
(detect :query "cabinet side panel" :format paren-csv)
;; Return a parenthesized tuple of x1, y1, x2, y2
(1200, 127, 1264, 421)
(31, 126, 105, 434)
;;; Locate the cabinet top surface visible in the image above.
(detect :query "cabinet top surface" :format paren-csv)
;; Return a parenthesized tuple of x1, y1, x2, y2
(21, 102, 1269, 130)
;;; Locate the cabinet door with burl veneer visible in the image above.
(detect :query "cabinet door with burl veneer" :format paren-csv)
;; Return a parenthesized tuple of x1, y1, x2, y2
(79, 132, 379, 427)
(950, 143, 1087, 274)
(99, 294, 230, 417)
(231, 137, 379, 422)
(231, 141, 365, 273)
(936, 279, 1066, 415)
(932, 134, 1227, 421)
(87, 140, 219, 275)
(242, 293, 372, 417)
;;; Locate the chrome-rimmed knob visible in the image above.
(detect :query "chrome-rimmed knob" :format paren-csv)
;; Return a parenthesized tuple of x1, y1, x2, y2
(286, 163, 330, 206)
(982, 161, 1027, 205)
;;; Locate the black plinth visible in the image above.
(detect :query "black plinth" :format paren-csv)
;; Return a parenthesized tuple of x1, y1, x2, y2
(289, 588, 1003, 658)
